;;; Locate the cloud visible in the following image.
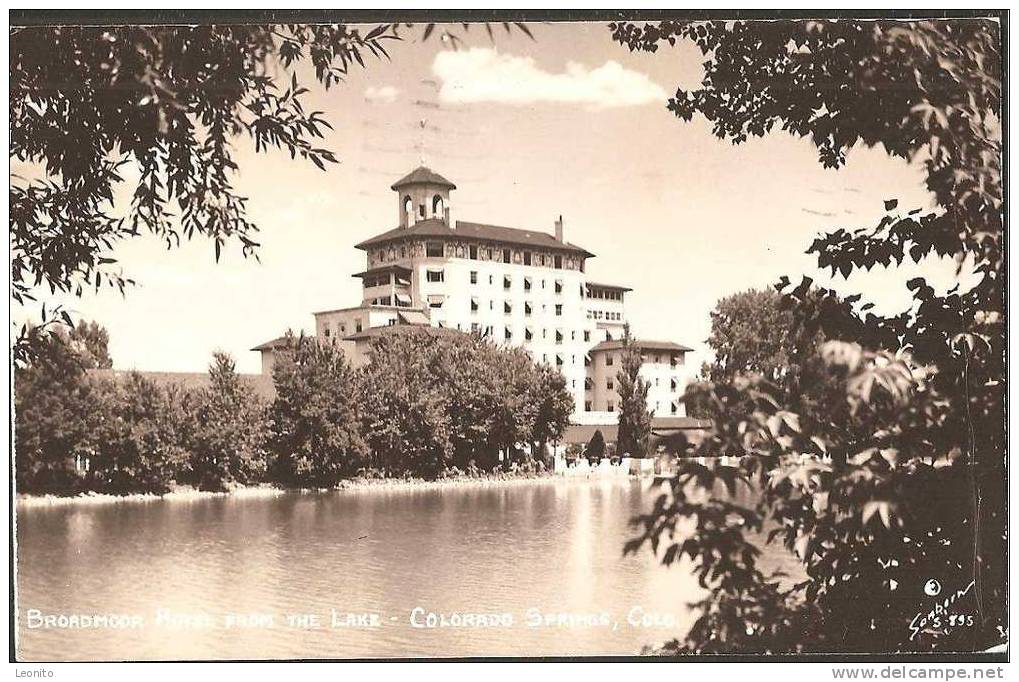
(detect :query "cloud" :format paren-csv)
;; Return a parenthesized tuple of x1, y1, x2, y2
(364, 85, 399, 103)
(432, 48, 667, 109)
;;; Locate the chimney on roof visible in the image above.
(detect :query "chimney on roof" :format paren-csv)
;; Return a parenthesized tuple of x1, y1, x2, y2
(554, 215, 563, 242)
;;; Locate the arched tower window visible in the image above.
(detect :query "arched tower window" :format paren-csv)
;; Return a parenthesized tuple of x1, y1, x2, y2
(403, 195, 413, 223)
(432, 195, 444, 217)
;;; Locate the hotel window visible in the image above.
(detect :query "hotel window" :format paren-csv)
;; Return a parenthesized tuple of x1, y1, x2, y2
(554, 280, 563, 294)
(470, 271, 478, 284)
(584, 377, 593, 390)
(504, 327, 512, 341)
(524, 251, 532, 266)
(671, 403, 678, 415)
(339, 324, 346, 334)
(554, 255, 563, 269)
(324, 326, 331, 337)
(426, 241, 444, 257)
(426, 269, 444, 282)
(471, 298, 479, 312)
(584, 355, 591, 367)
(571, 331, 576, 341)
(469, 245, 478, 260)
(555, 304, 563, 316)
(471, 322, 480, 334)
(504, 275, 511, 290)
(428, 296, 444, 309)
(504, 301, 512, 314)
(525, 328, 533, 341)
(489, 274, 494, 285)
(542, 329, 547, 339)
(606, 355, 614, 366)
(524, 277, 532, 291)
(524, 302, 533, 317)
(356, 320, 363, 333)
(607, 379, 614, 390)
(555, 354, 564, 367)
(502, 248, 511, 264)
(671, 378, 679, 391)
(584, 401, 592, 412)
(584, 330, 591, 342)
(607, 402, 615, 413)
(490, 300, 494, 310)
(555, 330, 563, 345)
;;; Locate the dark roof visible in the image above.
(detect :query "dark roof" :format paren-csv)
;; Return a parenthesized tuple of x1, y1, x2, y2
(251, 335, 292, 351)
(352, 264, 412, 279)
(586, 281, 633, 292)
(86, 369, 276, 401)
(563, 417, 711, 444)
(589, 339, 694, 353)
(355, 218, 594, 257)
(343, 323, 464, 342)
(391, 166, 456, 191)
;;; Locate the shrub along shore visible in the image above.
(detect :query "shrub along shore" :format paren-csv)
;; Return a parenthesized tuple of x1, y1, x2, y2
(14, 325, 574, 498)
(16, 469, 566, 508)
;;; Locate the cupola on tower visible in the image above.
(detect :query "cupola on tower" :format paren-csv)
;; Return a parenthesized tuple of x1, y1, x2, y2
(392, 166, 456, 227)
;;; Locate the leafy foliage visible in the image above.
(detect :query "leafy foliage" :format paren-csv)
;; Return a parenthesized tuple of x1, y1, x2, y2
(87, 372, 192, 494)
(268, 333, 368, 486)
(612, 18, 1004, 653)
(703, 288, 800, 383)
(615, 325, 653, 458)
(359, 330, 573, 476)
(9, 21, 534, 364)
(13, 330, 99, 493)
(188, 352, 268, 491)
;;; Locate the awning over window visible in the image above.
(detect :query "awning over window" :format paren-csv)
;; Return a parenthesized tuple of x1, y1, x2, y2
(395, 293, 413, 306)
(427, 295, 445, 304)
(397, 310, 429, 325)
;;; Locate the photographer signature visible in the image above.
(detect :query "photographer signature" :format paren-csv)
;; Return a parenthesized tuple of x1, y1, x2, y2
(907, 578, 976, 640)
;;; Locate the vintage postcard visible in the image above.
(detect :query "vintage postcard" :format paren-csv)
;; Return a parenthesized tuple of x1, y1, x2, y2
(7, 9, 1009, 668)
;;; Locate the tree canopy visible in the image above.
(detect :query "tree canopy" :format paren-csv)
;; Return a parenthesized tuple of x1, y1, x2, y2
(615, 325, 653, 458)
(613, 18, 1004, 653)
(9, 21, 531, 364)
(703, 288, 799, 383)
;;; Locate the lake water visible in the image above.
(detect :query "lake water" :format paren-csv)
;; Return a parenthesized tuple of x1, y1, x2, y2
(14, 477, 785, 660)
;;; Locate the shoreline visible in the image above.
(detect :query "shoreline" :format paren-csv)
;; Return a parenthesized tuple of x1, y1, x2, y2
(14, 471, 638, 508)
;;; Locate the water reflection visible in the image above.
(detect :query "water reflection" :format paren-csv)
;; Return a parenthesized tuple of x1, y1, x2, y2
(17, 478, 707, 661)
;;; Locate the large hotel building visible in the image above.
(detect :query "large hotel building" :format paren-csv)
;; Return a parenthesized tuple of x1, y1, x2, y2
(254, 167, 694, 424)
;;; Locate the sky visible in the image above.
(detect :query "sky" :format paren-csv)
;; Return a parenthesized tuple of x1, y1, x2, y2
(17, 21, 974, 374)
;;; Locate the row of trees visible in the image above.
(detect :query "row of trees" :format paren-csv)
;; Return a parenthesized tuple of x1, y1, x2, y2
(14, 325, 574, 495)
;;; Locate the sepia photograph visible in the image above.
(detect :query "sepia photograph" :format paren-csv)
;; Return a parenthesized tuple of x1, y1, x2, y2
(7, 8, 1009, 667)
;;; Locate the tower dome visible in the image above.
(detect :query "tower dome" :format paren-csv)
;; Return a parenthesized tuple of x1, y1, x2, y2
(392, 166, 455, 227)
